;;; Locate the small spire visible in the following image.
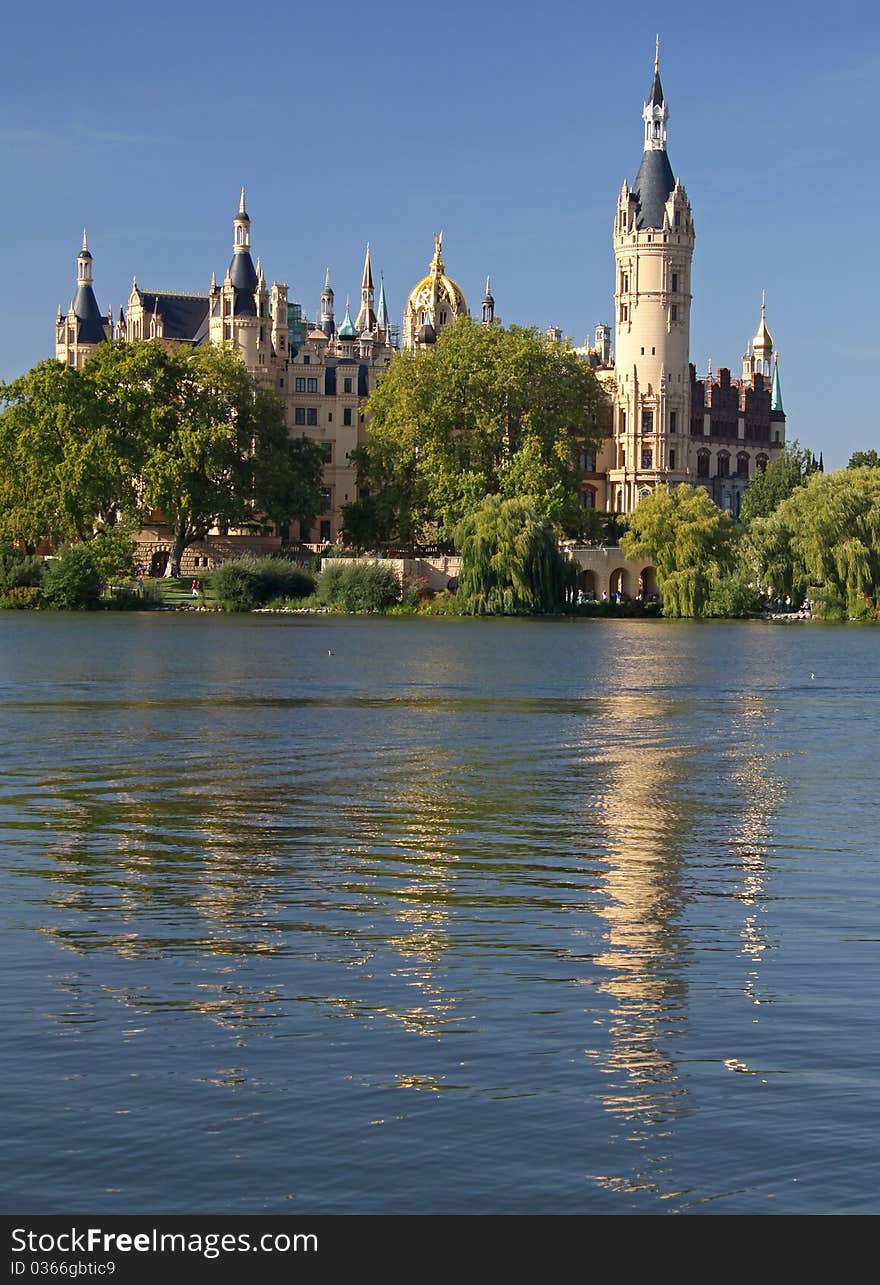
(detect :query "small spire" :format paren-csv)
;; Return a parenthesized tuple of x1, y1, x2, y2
(211, 270, 217, 290)
(361, 242, 374, 291)
(239, 187, 247, 214)
(323, 266, 332, 293)
(81, 228, 89, 253)
(376, 272, 389, 329)
(655, 33, 660, 73)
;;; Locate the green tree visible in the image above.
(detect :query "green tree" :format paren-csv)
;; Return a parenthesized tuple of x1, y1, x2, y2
(454, 494, 574, 615)
(744, 467, 880, 618)
(133, 344, 322, 576)
(621, 485, 738, 617)
(739, 441, 816, 524)
(848, 450, 880, 469)
(345, 318, 607, 546)
(43, 544, 103, 610)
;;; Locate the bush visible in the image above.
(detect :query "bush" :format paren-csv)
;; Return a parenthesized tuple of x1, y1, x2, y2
(706, 572, 763, 618)
(0, 585, 43, 610)
(210, 555, 315, 611)
(317, 560, 401, 612)
(418, 589, 462, 616)
(43, 545, 103, 609)
(106, 585, 143, 610)
(0, 543, 44, 593)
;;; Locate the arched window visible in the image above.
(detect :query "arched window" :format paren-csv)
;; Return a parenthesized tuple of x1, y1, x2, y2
(697, 449, 710, 478)
(737, 453, 749, 478)
(756, 454, 769, 473)
(717, 452, 730, 478)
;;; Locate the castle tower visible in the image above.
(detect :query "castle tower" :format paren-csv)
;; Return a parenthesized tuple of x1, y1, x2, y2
(481, 276, 495, 326)
(376, 272, 392, 344)
(608, 40, 695, 512)
(355, 243, 376, 333)
(55, 230, 111, 368)
(320, 267, 335, 337)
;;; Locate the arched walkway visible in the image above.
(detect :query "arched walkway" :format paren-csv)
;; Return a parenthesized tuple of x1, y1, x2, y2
(609, 567, 630, 600)
(639, 565, 658, 598)
(578, 569, 598, 599)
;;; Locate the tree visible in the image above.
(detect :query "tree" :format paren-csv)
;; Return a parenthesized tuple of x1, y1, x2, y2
(739, 441, 816, 525)
(43, 544, 103, 610)
(345, 317, 608, 546)
(454, 494, 574, 615)
(848, 450, 880, 469)
(744, 467, 880, 618)
(621, 485, 738, 617)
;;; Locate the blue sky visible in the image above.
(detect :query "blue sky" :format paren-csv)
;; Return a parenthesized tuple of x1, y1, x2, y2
(2, 0, 877, 466)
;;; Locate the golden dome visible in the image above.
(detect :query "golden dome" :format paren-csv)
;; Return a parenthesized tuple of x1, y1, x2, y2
(405, 232, 468, 318)
(752, 292, 773, 354)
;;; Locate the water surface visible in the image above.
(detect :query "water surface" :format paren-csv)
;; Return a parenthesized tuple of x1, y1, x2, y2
(1, 613, 877, 1213)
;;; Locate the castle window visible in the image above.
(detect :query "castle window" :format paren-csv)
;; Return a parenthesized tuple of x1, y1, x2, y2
(440, 311, 447, 325)
(307, 408, 318, 426)
(641, 448, 653, 469)
(737, 454, 749, 478)
(581, 488, 596, 508)
(641, 410, 653, 434)
(669, 448, 676, 469)
(320, 488, 332, 511)
(321, 442, 333, 463)
(328, 413, 332, 422)
(670, 305, 678, 321)
(224, 323, 232, 340)
(295, 377, 305, 392)
(651, 347, 655, 356)
(671, 272, 678, 292)
(669, 411, 677, 434)
(756, 454, 769, 472)
(619, 410, 626, 433)
(294, 408, 306, 425)
(717, 452, 730, 477)
(674, 210, 681, 228)
(343, 408, 352, 426)
(697, 450, 710, 477)
(344, 377, 352, 393)
(303, 355, 310, 365)
(307, 377, 318, 393)
(279, 378, 284, 388)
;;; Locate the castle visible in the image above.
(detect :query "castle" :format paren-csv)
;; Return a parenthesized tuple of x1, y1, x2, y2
(53, 43, 785, 558)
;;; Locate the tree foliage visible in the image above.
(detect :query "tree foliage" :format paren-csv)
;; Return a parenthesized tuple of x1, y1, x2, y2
(343, 318, 608, 546)
(454, 494, 574, 615)
(0, 343, 325, 576)
(739, 441, 817, 525)
(316, 560, 401, 612)
(621, 485, 737, 617)
(43, 544, 103, 610)
(743, 467, 880, 617)
(848, 450, 880, 469)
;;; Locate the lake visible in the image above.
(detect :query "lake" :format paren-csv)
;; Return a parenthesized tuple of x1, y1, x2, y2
(1, 612, 878, 1214)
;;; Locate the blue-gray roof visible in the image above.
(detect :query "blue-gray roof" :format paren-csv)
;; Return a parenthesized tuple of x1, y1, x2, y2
(71, 283, 106, 345)
(632, 148, 675, 229)
(229, 251, 258, 315)
(137, 292, 209, 342)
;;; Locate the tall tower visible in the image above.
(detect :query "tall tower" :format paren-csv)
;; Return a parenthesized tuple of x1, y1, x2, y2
(608, 39, 695, 512)
(55, 230, 111, 368)
(355, 243, 376, 332)
(481, 276, 495, 326)
(320, 267, 335, 337)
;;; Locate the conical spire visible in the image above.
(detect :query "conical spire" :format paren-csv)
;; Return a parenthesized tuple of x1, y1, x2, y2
(323, 266, 333, 295)
(237, 187, 249, 221)
(356, 243, 376, 332)
(376, 272, 389, 330)
(80, 228, 91, 257)
(771, 354, 784, 413)
(649, 34, 664, 106)
(338, 296, 357, 338)
(361, 242, 374, 291)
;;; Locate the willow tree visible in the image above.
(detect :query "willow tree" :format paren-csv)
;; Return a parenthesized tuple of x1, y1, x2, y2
(621, 485, 737, 617)
(455, 494, 574, 615)
(345, 317, 608, 546)
(746, 467, 880, 617)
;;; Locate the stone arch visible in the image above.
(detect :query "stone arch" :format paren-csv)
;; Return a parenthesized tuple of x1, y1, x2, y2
(756, 453, 769, 472)
(639, 565, 658, 598)
(609, 567, 630, 599)
(697, 448, 710, 478)
(578, 569, 598, 598)
(736, 452, 750, 478)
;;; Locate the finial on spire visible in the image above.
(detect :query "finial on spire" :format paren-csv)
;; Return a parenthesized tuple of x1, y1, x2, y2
(81, 228, 89, 253)
(655, 33, 660, 73)
(324, 266, 332, 292)
(239, 187, 247, 214)
(761, 287, 766, 318)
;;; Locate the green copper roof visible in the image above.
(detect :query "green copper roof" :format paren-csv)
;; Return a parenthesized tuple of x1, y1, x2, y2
(771, 359, 784, 413)
(337, 299, 357, 338)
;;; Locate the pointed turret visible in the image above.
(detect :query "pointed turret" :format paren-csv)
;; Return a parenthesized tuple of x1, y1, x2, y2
(337, 296, 357, 339)
(356, 243, 376, 332)
(229, 187, 257, 312)
(376, 272, 390, 331)
(771, 354, 784, 413)
(71, 230, 106, 345)
(633, 39, 674, 228)
(481, 275, 495, 326)
(321, 267, 335, 337)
